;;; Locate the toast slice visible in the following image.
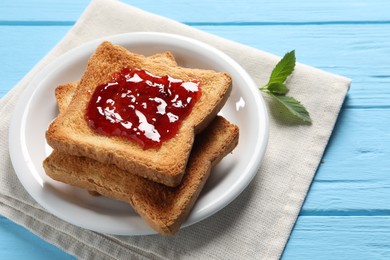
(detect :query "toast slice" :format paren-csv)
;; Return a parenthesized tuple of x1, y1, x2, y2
(44, 116, 239, 234)
(54, 51, 179, 196)
(46, 41, 232, 187)
(54, 51, 179, 197)
(45, 83, 239, 234)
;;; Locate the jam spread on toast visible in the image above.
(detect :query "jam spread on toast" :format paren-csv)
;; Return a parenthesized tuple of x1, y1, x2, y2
(85, 68, 201, 149)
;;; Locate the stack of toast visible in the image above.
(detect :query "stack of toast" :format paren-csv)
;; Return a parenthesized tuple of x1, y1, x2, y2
(43, 41, 239, 234)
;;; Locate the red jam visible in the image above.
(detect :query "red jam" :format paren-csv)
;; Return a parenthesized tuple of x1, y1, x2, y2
(85, 68, 201, 149)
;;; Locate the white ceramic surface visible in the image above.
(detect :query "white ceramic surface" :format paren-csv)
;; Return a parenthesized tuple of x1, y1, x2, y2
(9, 32, 268, 235)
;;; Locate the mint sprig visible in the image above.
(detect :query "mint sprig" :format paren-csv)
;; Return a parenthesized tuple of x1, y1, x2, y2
(260, 50, 312, 124)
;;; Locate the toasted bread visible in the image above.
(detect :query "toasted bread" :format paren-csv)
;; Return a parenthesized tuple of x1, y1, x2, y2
(54, 52, 179, 197)
(46, 81, 238, 234)
(44, 116, 238, 234)
(46, 42, 232, 187)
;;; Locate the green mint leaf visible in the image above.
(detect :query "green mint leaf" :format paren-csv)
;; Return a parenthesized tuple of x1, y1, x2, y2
(269, 93, 312, 123)
(269, 50, 296, 84)
(267, 82, 289, 95)
(259, 50, 312, 124)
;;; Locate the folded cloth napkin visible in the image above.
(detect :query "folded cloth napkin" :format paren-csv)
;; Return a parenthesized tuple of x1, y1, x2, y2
(0, 0, 351, 259)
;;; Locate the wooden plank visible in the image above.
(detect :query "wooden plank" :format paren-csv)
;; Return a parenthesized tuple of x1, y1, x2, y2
(0, 217, 75, 259)
(0, 26, 69, 96)
(1, 24, 389, 107)
(282, 216, 390, 259)
(301, 107, 390, 213)
(0, 0, 389, 23)
(201, 24, 390, 108)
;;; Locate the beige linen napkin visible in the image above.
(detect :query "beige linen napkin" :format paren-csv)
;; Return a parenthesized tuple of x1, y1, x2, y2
(0, 0, 351, 259)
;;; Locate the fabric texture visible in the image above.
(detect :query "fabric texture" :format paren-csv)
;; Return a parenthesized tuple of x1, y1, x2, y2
(0, 0, 351, 259)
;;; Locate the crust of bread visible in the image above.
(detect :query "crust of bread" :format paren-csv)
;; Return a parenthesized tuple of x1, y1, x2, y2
(44, 116, 239, 234)
(55, 52, 178, 114)
(46, 42, 232, 187)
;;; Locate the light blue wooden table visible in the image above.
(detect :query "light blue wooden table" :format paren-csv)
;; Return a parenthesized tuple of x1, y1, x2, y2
(1, 0, 389, 259)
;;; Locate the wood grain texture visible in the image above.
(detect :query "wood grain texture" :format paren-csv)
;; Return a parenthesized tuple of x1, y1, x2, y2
(0, 218, 73, 260)
(1, 0, 389, 259)
(284, 216, 390, 259)
(2, 25, 389, 104)
(0, 0, 389, 22)
(0, 26, 70, 96)
(303, 108, 390, 212)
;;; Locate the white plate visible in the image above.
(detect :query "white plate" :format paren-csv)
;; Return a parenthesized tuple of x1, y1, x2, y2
(9, 32, 268, 235)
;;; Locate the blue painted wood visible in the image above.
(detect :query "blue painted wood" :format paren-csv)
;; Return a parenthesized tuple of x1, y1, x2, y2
(1, 0, 389, 259)
(0, 26, 70, 96)
(1, 0, 389, 22)
(196, 24, 390, 108)
(303, 107, 390, 213)
(283, 216, 390, 259)
(2, 25, 389, 105)
(0, 218, 75, 259)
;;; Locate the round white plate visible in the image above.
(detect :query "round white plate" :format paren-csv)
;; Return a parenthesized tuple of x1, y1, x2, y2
(9, 32, 268, 235)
